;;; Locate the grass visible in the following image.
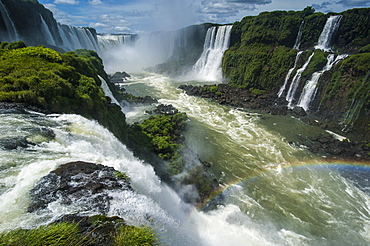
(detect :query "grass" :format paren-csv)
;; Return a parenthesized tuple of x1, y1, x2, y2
(0, 222, 159, 246)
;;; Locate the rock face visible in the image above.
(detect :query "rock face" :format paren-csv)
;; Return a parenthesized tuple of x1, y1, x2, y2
(0, 0, 99, 52)
(28, 161, 132, 213)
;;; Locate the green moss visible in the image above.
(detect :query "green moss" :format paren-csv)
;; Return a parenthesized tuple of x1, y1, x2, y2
(114, 171, 131, 182)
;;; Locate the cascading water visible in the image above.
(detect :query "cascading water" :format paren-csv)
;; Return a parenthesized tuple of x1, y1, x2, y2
(277, 51, 303, 98)
(297, 54, 348, 111)
(315, 15, 342, 52)
(285, 52, 315, 107)
(191, 25, 232, 81)
(293, 21, 304, 50)
(0, 0, 19, 42)
(39, 14, 56, 46)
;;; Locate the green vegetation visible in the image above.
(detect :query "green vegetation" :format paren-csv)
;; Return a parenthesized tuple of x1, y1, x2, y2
(0, 219, 158, 246)
(136, 113, 187, 175)
(0, 222, 86, 246)
(0, 43, 128, 143)
(223, 44, 297, 89)
(115, 225, 158, 246)
(114, 171, 131, 182)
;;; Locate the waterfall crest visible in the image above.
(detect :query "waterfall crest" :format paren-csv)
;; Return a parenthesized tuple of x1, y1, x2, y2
(315, 15, 342, 51)
(191, 25, 232, 81)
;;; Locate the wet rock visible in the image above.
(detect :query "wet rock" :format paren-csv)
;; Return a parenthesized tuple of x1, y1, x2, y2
(108, 71, 131, 83)
(154, 104, 179, 115)
(28, 161, 132, 214)
(292, 106, 307, 116)
(0, 137, 32, 149)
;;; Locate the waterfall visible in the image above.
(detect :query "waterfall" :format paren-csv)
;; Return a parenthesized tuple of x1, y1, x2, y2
(293, 21, 304, 50)
(58, 24, 100, 52)
(297, 54, 348, 111)
(192, 25, 232, 81)
(39, 14, 56, 46)
(315, 15, 342, 52)
(98, 34, 137, 50)
(277, 51, 303, 98)
(99, 76, 121, 107)
(0, 0, 19, 41)
(285, 52, 315, 107)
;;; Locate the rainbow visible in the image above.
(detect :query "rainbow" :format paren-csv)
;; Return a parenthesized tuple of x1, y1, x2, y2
(197, 158, 370, 211)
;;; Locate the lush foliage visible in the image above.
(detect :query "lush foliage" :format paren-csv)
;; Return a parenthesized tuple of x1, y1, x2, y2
(0, 43, 128, 143)
(223, 44, 297, 89)
(137, 113, 187, 175)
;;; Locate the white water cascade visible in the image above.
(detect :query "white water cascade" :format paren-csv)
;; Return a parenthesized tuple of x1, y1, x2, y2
(315, 15, 342, 51)
(277, 51, 303, 98)
(0, 0, 19, 42)
(297, 54, 348, 111)
(191, 25, 232, 81)
(285, 52, 315, 107)
(57, 24, 100, 52)
(39, 14, 56, 46)
(293, 21, 304, 50)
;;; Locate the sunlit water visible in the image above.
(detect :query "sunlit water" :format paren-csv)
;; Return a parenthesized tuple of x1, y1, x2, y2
(0, 73, 370, 245)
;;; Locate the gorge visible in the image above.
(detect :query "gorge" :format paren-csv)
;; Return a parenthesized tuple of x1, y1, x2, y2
(0, 0, 370, 245)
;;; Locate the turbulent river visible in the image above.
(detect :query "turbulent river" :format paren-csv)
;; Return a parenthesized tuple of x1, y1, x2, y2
(1, 72, 370, 245)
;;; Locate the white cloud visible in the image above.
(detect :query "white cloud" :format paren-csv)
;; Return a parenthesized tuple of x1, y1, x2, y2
(89, 0, 103, 5)
(53, 0, 79, 5)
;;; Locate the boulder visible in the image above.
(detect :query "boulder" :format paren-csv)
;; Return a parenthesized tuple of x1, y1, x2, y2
(28, 161, 132, 214)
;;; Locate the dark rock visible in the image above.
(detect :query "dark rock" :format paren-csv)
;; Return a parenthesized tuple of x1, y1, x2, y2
(28, 161, 132, 213)
(154, 104, 179, 115)
(292, 106, 307, 116)
(109, 71, 131, 84)
(0, 137, 32, 149)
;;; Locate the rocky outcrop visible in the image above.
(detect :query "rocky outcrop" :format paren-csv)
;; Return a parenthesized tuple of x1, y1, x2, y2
(28, 161, 132, 213)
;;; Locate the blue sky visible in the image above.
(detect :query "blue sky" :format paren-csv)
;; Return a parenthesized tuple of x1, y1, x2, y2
(38, 0, 370, 34)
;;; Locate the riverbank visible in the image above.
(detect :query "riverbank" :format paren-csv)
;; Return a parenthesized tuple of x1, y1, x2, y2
(179, 84, 370, 161)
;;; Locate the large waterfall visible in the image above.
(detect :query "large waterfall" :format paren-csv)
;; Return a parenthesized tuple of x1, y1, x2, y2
(191, 25, 232, 81)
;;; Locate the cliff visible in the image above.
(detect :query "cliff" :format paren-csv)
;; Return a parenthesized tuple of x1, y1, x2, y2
(222, 7, 370, 141)
(154, 23, 215, 75)
(0, 0, 99, 52)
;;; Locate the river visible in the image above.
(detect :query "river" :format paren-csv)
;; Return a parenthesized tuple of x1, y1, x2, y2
(0, 72, 370, 245)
